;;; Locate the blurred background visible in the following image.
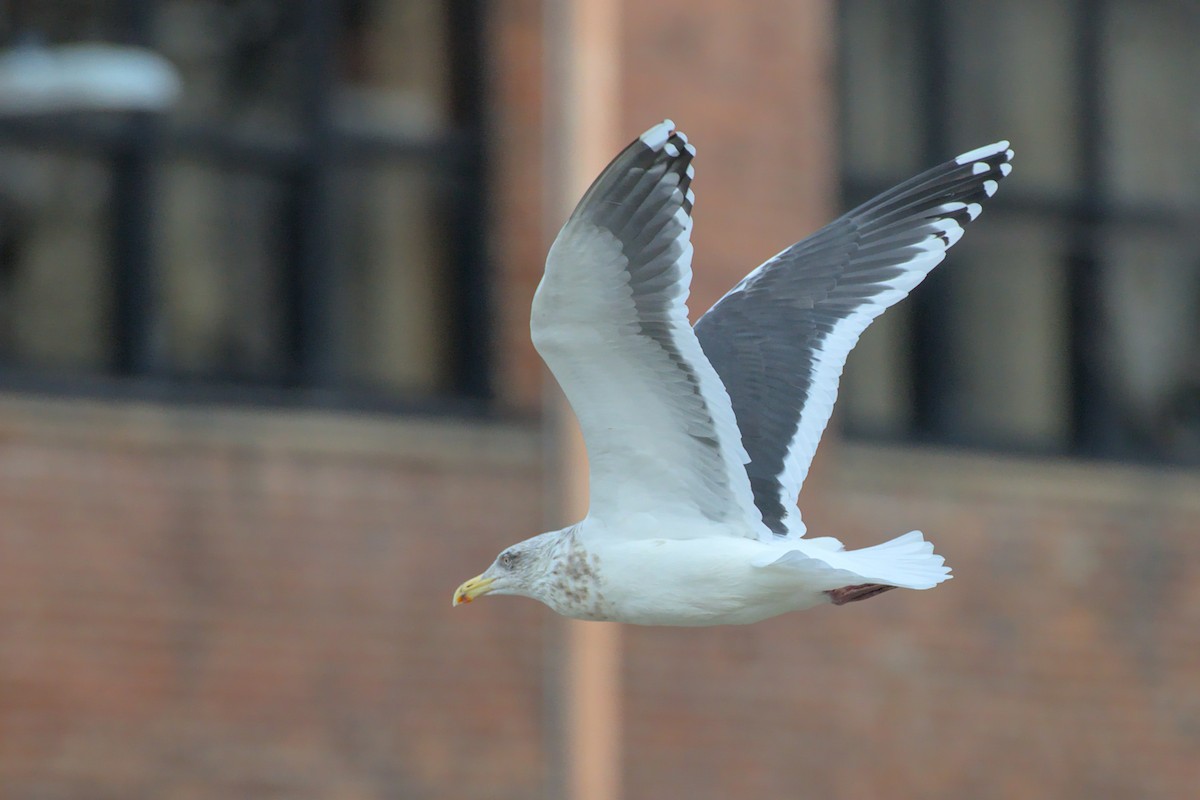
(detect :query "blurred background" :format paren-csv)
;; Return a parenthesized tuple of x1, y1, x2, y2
(0, 1, 1198, 798)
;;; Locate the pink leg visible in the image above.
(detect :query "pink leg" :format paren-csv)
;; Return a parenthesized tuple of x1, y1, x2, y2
(825, 583, 895, 606)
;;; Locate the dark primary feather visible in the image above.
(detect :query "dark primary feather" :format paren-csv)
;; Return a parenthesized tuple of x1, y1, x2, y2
(695, 143, 1014, 535)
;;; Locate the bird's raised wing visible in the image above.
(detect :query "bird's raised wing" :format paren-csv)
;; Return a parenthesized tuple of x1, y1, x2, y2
(533, 121, 760, 536)
(695, 142, 1014, 537)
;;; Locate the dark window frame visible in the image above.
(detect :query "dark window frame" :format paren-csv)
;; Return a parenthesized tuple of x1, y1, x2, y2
(0, 0, 493, 416)
(836, 0, 1198, 462)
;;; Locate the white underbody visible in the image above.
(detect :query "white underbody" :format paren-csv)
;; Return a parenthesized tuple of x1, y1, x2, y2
(544, 517, 950, 626)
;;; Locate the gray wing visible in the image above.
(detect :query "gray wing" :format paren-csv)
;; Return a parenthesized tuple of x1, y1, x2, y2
(694, 141, 1015, 537)
(533, 120, 761, 537)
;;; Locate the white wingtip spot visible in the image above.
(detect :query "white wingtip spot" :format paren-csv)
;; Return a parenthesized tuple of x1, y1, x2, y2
(1005, 148, 1015, 161)
(967, 202, 983, 220)
(983, 179, 998, 197)
(639, 119, 675, 150)
(931, 219, 964, 248)
(954, 140, 1010, 165)
(684, 142, 696, 157)
(675, 130, 688, 145)
(685, 188, 696, 207)
(664, 142, 680, 157)
(999, 162, 1012, 177)
(972, 162, 989, 175)
(685, 163, 695, 179)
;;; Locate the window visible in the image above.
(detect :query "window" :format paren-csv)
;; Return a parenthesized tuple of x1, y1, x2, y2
(838, 0, 1200, 464)
(0, 0, 489, 408)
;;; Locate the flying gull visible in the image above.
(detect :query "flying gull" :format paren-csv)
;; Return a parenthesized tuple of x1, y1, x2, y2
(454, 120, 1013, 625)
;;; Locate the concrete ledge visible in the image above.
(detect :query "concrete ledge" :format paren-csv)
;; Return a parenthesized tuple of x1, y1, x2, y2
(0, 392, 542, 471)
(835, 439, 1200, 512)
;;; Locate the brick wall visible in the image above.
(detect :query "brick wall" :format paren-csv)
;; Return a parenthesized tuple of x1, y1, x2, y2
(0, 396, 551, 799)
(490, 0, 550, 412)
(4, 397, 1197, 799)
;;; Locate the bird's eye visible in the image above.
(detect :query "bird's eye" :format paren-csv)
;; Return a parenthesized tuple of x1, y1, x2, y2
(500, 553, 516, 568)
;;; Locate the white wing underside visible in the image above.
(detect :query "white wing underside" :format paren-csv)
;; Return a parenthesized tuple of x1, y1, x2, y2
(533, 123, 761, 540)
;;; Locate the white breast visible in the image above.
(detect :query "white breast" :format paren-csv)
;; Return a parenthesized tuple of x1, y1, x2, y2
(582, 536, 826, 626)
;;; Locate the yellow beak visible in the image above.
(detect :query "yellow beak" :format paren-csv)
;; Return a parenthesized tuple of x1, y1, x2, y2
(453, 574, 496, 606)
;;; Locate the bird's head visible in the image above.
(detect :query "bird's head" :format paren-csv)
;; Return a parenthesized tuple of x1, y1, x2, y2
(453, 531, 561, 607)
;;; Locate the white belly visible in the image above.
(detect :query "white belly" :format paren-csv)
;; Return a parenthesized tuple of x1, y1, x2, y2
(577, 536, 829, 626)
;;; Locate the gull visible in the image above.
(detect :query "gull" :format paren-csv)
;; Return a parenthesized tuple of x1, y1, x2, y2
(454, 120, 1012, 625)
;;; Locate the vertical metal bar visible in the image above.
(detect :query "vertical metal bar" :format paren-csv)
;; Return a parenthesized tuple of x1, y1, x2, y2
(445, 0, 492, 399)
(1067, 0, 1112, 455)
(110, 129, 157, 375)
(283, 0, 339, 387)
(909, 0, 954, 438)
(110, 0, 159, 375)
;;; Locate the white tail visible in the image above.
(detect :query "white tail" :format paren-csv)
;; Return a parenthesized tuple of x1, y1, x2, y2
(847, 530, 952, 590)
